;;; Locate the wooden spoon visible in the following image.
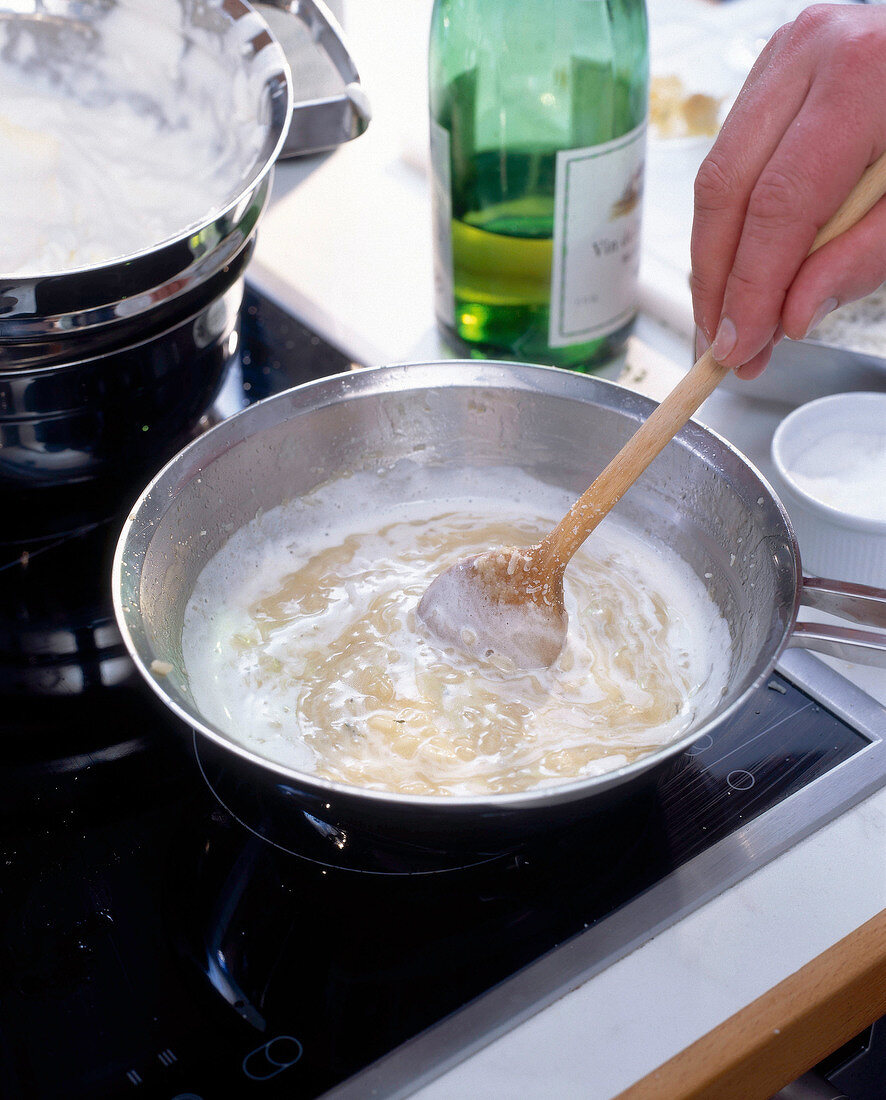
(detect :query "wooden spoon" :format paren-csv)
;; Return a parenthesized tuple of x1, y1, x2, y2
(418, 150, 886, 669)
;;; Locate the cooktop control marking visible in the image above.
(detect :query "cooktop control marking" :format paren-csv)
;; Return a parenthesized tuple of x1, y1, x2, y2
(241, 1036, 304, 1081)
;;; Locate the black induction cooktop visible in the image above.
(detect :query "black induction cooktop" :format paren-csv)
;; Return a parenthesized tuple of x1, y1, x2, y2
(1, 283, 883, 1100)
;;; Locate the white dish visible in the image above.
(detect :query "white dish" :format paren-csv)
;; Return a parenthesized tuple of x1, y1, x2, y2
(771, 392, 886, 586)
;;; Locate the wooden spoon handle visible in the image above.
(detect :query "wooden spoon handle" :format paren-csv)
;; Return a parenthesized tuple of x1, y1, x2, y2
(810, 149, 886, 251)
(539, 348, 729, 567)
(538, 148, 886, 573)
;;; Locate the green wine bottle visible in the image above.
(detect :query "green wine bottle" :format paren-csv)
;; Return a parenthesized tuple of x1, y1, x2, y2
(429, 0, 649, 371)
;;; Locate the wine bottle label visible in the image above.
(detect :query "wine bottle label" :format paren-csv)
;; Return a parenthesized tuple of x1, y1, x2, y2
(429, 118, 456, 326)
(548, 122, 646, 348)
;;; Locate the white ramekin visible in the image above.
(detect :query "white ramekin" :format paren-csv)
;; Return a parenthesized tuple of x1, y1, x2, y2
(771, 392, 886, 587)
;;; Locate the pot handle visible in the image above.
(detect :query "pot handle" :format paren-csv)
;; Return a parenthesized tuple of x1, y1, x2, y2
(256, 0, 371, 158)
(788, 576, 886, 667)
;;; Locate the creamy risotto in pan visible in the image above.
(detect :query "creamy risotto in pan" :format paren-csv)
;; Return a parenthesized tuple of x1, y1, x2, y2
(182, 464, 733, 796)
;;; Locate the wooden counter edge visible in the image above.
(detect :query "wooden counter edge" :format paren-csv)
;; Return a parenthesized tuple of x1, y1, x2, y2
(617, 907, 886, 1100)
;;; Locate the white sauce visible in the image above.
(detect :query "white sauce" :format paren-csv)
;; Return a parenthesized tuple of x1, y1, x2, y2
(0, 1, 269, 276)
(181, 465, 734, 797)
(786, 430, 886, 522)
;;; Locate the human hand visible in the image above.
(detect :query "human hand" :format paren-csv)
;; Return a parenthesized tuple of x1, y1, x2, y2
(690, 4, 886, 379)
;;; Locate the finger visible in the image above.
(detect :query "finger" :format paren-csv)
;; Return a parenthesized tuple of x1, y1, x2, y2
(732, 327, 782, 382)
(689, 17, 814, 344)
(694, 329, 781, 381)
(781, 193, 886, 339)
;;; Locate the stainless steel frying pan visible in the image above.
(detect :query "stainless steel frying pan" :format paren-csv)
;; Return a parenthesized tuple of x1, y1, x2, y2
(112, 362, 886, 858)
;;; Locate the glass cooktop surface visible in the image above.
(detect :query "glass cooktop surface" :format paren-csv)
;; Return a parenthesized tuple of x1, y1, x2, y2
(0, 285, 882, 1100)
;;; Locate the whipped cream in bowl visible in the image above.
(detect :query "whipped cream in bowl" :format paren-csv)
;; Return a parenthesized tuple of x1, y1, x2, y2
(0, 0, 286, 279)
(0, 0, 299, 377)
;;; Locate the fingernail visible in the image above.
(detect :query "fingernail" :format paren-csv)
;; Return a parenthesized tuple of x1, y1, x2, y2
(804, 297, 838, 339)
(695, 329, 709, 360)
(711, 316, 737, 361)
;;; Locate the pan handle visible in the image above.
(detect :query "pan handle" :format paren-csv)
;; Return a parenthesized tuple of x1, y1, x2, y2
(801, 576, 886, 627)
(255, 0, 371, 158)
(788, 576, 886, 667)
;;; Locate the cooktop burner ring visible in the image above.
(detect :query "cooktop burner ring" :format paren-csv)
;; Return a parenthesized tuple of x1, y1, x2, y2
(193, 732, 533, 876)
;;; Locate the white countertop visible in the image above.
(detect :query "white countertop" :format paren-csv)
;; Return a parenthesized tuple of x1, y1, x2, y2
(249, 2, 886, 1094)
